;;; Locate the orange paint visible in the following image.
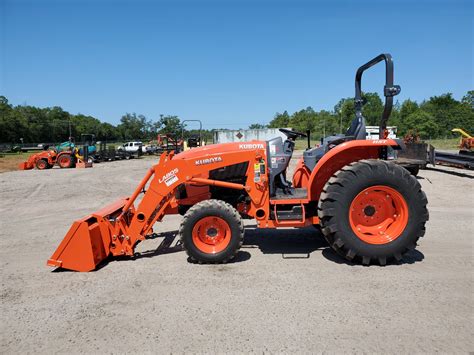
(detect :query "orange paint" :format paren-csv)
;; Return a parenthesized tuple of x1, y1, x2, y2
(192, 216, 231, 254)
(349, 185, 409, 245)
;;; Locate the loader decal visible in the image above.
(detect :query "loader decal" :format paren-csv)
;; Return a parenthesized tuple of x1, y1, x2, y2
(159, 168, 179, 186)
(195, 156, 223, 165)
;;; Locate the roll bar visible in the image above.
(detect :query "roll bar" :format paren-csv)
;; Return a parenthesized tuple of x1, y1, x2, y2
(354, 53, 401, 138)
(181, 119, 203, 146)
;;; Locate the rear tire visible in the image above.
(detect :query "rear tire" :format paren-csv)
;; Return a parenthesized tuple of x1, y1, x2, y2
(57, 154, 74, 168)
(318, 159, 428, 265)
(179, 200, 244, 263)
(405, 165, 420, 176)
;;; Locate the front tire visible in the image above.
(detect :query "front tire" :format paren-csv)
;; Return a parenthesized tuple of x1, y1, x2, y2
(35, 159, 48, 170)
(179, 200, 244, 263)
(318, 159, 428, 265)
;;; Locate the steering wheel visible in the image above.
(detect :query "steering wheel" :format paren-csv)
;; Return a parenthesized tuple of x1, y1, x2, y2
(279, 128, 307, 140)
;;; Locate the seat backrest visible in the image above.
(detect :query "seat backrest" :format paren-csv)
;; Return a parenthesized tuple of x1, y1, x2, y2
(345, 115, 366, 140)
(267, 137, 293, 195)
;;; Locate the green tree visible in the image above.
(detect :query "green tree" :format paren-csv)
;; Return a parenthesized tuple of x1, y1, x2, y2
(249, 123, 267, 129)
(289, 106, 318, 132)
(461, 90, 474, 109)
(404, 111, 439, 139)
(397, 99, 420, 135)
(315, 110, 339, 138)
(421, 93, 473, 137)
(399, 99, 419, 121)
(117, 113, 151, 140)
(335, 93, 384, 129)
(97, 122, 118, 140)
(158, 115, 183, 138)
(268, 111, 290, 128)
(361, 93, 384, 126)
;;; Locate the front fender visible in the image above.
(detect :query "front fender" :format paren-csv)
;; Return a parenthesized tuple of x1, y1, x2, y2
(307, 139, 401, 201)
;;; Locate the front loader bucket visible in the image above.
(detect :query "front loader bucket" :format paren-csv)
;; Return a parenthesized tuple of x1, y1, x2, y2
(47, 198, 128, 272)
(18, 162, 32, 170)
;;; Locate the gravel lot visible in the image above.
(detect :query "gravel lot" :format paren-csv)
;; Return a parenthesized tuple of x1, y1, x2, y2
(1, 155, 473, 353)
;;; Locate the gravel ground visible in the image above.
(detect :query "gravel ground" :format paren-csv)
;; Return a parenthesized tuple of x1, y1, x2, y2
(0, 155, 473, 353)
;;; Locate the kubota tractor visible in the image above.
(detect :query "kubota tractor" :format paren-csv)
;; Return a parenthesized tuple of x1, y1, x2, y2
(19, 140, 95, 170)
(19, 146, 76, 170)
(47, 54, 429, 271)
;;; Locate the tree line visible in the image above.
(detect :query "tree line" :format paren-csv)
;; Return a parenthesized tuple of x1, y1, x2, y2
(0, 91, 472, 144)
(261, 91, 473, 140)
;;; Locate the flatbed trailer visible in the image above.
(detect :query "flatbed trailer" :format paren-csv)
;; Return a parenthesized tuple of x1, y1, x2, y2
(435, 150, 474, 169)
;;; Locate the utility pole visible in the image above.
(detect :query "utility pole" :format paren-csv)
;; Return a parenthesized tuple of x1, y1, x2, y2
(339, 109, 342, 134)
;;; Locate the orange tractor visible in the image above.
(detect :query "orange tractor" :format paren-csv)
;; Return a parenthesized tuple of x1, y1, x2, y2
(19, 140, 94, 170)
(19, 146, 76, 170)
(47, 54, 429, 271)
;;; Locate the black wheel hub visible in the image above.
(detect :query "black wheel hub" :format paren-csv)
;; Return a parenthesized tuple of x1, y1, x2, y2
(364, 205, 376, 216)
(207, 227, 218, 237)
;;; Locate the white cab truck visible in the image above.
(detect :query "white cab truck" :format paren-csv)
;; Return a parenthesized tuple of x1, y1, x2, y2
(119, 141, 143, 153)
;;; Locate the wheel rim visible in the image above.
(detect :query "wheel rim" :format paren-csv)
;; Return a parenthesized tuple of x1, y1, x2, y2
(37, 160, 47, 169)
(192, 216, 231, 254)
(349, 185, 409, 245)
(58, 156, 70, 168)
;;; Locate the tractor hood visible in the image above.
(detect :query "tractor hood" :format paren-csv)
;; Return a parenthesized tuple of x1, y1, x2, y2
(174, 140, 267, 161)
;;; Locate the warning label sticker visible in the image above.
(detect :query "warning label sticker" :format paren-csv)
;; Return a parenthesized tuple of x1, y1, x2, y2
(159, 168, 179, 187)
(164, 175, 178, 187)
(254, 172, 260, 183)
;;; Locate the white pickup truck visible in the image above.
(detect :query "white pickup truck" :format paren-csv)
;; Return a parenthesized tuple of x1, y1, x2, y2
(118, 141, 143, 153)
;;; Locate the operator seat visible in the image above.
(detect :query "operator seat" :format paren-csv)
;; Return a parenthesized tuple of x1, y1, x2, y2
(303, 115, 366, 171)
(267, 128, 309, 196)
(267, 136, 294, 196)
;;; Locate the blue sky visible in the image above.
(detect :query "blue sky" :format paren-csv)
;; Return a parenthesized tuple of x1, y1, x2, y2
(1, 0, 472, 129)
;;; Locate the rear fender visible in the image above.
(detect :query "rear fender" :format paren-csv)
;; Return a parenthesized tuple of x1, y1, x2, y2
(307, 139, 401, 201)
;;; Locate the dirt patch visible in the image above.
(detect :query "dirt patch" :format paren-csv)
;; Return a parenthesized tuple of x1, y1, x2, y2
(0, 155, 28, 173)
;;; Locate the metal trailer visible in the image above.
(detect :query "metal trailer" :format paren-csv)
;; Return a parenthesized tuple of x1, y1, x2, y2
(395, 142, 435, 176)
(435, 150, 474, 169)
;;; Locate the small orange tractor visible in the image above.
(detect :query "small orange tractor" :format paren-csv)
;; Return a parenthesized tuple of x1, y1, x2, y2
(47, 54, 429, 271)
(19, 141, 94, 170)
(19, 146, 76, 170)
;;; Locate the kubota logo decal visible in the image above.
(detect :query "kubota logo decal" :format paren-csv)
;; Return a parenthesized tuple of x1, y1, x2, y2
(239, 143, 264, 149)
(372, 140, 388, 144)
(159, 168, 179, 186)
(195, 156, 223, 165)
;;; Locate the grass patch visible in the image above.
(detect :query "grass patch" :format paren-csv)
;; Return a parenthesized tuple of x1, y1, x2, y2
(0, 152, 36, 173)
(426, 138, 460, 150)
(294, 139, 320, 150)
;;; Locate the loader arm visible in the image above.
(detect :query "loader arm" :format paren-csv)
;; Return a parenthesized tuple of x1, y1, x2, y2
(47, 148, 268, 271)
